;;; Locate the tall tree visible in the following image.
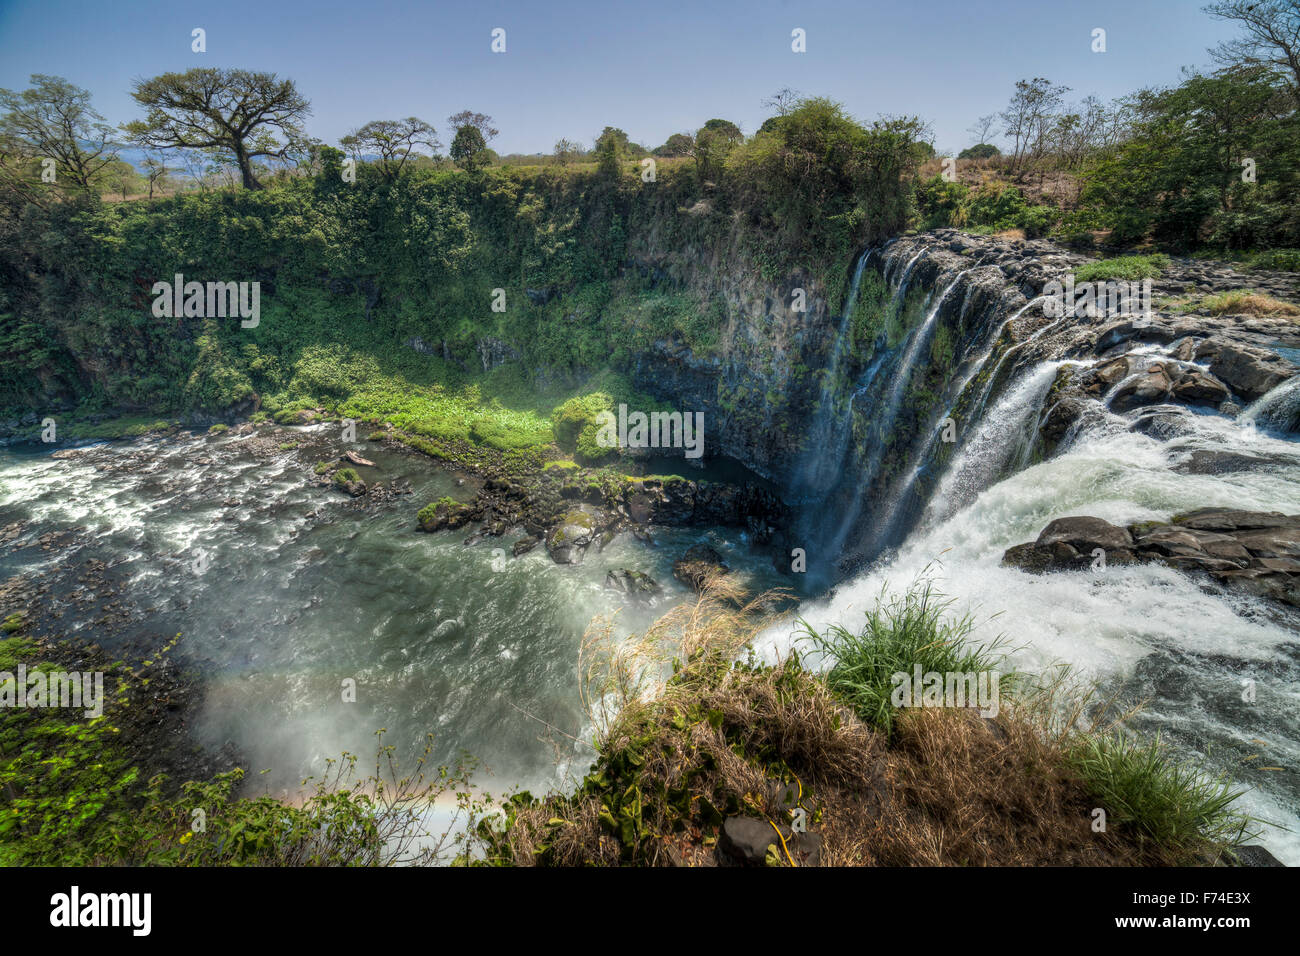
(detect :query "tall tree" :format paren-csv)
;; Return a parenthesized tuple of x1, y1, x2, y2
(446, 111, 497, 173)
(692, 118, 743, 183)
(0, 74, 119, 190)
(1000, 77, 1069, 174)
(1205, 1, 1300, 92)
(553, 138, 582, 165)
(124, 68, 311, 189)
(341, 117, 440, 180)
(593, 126, 629, 177)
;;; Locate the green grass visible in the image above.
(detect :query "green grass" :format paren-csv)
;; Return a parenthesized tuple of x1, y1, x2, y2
(796, 577, 1010, 737)
(1067, 732, 1254, 854)
(1073, 254, 1170, 283)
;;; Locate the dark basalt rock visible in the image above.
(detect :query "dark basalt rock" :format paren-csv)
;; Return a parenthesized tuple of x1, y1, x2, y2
(672, 543, 730, 591)
(1230, 845, 1285, 867)
(1004, 509, 1300, 607)
(1194, 341, 1295, 402)
(546, 507, 603, 565)
(603, 568, 662, 601)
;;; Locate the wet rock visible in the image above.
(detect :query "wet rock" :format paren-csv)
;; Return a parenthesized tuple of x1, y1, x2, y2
(1129, 405, 1199, 440)
(1172, 450, 1273, 475)
(1196, 341, 1295, 402)
(1230, 845, 1285, 867)
(1110, 365, 1173, 411)
(672, 543, 730, 590)
(603, 568, 662, 601)
(1038, 516, 1134, 552)
(546, 508, 601, 564)
(511, 535, 541, 557)
(417, 498, 473, 533)
(1005, 509, 1300, 607)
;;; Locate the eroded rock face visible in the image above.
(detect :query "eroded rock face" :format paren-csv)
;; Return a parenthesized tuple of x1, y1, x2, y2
(1003, 509, 1300, 607)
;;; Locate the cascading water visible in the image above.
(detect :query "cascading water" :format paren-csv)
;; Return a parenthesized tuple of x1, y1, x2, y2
(795, 248, 873, 501)
(768, 237, 1300, 864)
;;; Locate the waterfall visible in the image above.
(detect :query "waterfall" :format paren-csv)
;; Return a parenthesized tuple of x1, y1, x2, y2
(1242, 375, 1300, 434)
(794, 248, 873, 500)
(923, 360, 1067, 525)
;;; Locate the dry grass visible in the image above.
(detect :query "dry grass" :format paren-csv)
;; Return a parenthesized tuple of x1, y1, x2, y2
(1198, 290, 1300, 319)
(475, 580, 1251, 867)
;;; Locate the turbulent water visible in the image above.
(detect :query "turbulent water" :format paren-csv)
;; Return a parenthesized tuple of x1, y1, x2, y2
(0, 430, 786, 799)
(762, 241, 1300, 864)
(3, 237, 1298, 864)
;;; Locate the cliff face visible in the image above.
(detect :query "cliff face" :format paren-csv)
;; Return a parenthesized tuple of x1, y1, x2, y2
(615, 229, 1300, 576)
(626, 244, 839, 489)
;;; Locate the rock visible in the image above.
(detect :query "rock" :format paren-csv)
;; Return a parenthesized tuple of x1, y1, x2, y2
(787, 831, 823, 867)
(546, 508, 599, 564)
(1169, 369, 1230, 407)
(476, 336, 521, 372)
(1110, 366, 1172, 411)
(604, 568, 662, 601)
(1040, 396, 1086, 444)
(1172, 450, 1272, 475)
(1172, 508, 1294, 532)
(672, 543, 730, 590)
(718, 817, 777, 866)
(417, 499, 473, 533)
(1037, 516, 1134, 552)
(1197, 341, 1296, 401)
(511, 536, 541, 557)
(1230, 845, 1285, 867)
(1005, 509, 1300, 607)
(1128, 404, 1198, 440)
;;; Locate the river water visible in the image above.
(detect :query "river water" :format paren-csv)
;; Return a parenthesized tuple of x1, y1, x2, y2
(0, 428, 787, 801)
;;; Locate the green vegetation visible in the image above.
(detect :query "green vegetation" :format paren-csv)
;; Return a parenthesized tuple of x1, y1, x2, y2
(477, 577, 1253, 866)
(1192, 289, 1300, 318)
(0, 634, 482, 865)
(1066, 731, 1250, 852)
(798, 578, 1010, 737)
(1073, 254, 1170, 283)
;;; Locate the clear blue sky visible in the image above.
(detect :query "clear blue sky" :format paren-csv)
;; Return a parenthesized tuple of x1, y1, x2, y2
(0, 0, 1234, 155)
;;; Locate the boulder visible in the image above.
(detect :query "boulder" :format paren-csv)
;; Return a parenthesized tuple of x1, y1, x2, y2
(718, 817, 777, 866)
(1109, 365, 1172, 411)
(1004, 509, 1300, 608)
(604, 568, 662, 601)
(546, 508, 600, 564)
(1197, 341, 1295, 402)
(417, 499, 473, 533)
(672, 543, 730, 590)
